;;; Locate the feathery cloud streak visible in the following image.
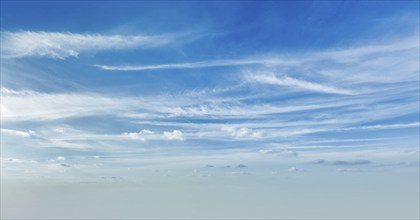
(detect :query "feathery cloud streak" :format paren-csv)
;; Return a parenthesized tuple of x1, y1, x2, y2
(250, 73, 353, 95)
(94, 38, 418, 72)
(1, 31, 173, 59)
(94, 58, 292, 71)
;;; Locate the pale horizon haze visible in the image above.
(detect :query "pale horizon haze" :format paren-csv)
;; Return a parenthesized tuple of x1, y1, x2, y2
(1, 1, 419, 219)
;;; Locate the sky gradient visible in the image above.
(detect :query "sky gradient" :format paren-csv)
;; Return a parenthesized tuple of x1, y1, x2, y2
(1, 1, 419, 219)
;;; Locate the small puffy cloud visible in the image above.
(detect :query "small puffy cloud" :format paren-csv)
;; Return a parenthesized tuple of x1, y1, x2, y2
(123, 129, 155, 141)
(313, 159, 371, 166)
(56, 156, 66, 161)
(139, 129, 154, 135)
(251, 132, 263, 139)
(221, 126, 262, 139)
(236, 128, 251, 138)
(1, 128, 35, 137)
(163, 130, 184, 140)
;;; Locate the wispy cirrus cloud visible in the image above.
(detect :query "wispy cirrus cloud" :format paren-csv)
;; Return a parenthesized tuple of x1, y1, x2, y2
(1, 88, 130, 121)
(94, 58, 293, 71)
(221, 126, 263, 139)
(0, 87, 352, 122)
(1, 31, 173, 59)
(2, 87, 418, 136)
(94, 36, 418, 74)
(342, 122, 420, 131)
(1, 128, 35, 137)
(250, 73, 354, 95)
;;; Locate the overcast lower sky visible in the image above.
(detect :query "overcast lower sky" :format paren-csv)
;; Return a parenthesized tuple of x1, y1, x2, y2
(1, 1, 419, 219)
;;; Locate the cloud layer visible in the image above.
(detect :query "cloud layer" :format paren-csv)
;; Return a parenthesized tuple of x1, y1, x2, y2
(251, 73, 353, 95)
(1, 31, 172, 59)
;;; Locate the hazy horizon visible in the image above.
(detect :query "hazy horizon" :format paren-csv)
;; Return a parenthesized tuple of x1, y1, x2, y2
(1, 1, 419, 219)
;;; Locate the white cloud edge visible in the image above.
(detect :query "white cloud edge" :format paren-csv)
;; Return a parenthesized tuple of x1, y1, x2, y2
(1, 128, 35, 137)
(1, 31, 173, 59)
(122, 129, 184, 141)
(94, 36, 418, 71)
(1, 87, 418, 142)
(249, 73, 354, 95)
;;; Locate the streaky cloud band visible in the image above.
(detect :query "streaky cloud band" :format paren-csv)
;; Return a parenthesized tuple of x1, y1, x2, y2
(94, 58, 292, 71)
(1, 31, 173, 59)
(94, 37, 418, 72)
(250, 73, 354, 95)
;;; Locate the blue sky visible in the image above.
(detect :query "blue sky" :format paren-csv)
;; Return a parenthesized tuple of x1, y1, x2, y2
(1, 1, 419, 219)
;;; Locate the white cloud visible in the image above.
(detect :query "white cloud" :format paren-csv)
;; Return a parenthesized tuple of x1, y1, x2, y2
(269, 128, 327, 138)
(53, 128, 66, 133)
(264, 122, 419, 138)
(221, 126, 263, 139)
(2, 87, 418, 150)
(1, 88, 135, 121)
(3, 87, 414, 128)
(236, 128, 250, 138)
(1, 31, 172, 59)
(94, 58, 291, 71)
(95, 37, 417, 72)
(0, 88, 35, 95)
(95, 36, 418, 84)
(251, 73, 353, 95)
(56, 156, 66, 161)
(123, 129, 155, 141)
(48, 139, 87, 149)
(163, 130, 184, 140)
(317, 37, 418, 62)
(95, 36, 419, 71)
(345, 122, 420, 131)
(1, 128, 35, 137)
